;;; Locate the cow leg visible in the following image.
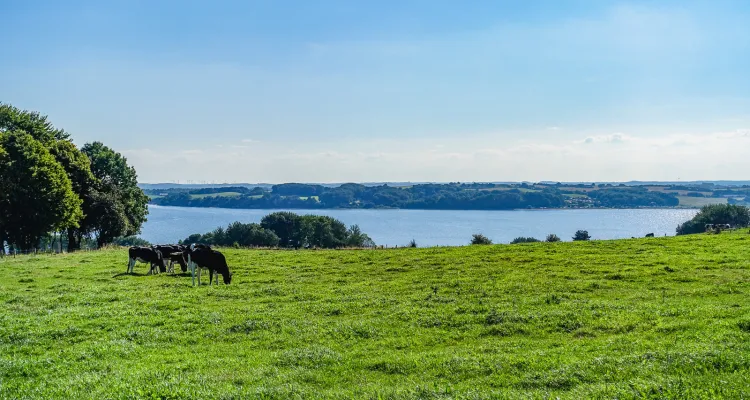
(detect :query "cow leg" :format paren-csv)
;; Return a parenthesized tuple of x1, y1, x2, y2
(189, 254, 195, 286)
(197, 267, 202, 286)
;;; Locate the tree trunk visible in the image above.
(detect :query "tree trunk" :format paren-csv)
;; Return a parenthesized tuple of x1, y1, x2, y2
(67, 228, 79, 252)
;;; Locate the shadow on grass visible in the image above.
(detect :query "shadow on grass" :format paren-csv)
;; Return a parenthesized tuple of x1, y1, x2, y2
(166, 272, 192, 278)
(112, 272, 150, 278)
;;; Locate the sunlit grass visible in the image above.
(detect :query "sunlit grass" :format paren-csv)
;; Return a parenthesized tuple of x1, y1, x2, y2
(0, 232, 748, 398)
(677, 196, 727, 207)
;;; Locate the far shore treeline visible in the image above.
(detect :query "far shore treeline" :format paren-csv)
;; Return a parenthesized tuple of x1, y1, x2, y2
(149, 182, 686, 210)
(0, 104, 149, 253)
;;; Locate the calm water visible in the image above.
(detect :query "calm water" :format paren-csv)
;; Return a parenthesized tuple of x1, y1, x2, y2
(141, 206, 698, 246)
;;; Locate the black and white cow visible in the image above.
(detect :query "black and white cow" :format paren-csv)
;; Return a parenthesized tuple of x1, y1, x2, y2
(127, 246, 167, 274)
(153, 245, 188, 273)
(184, 245, 232, 286)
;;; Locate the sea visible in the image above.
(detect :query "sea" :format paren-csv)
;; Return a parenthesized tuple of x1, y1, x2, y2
(140, 205, 698, 246)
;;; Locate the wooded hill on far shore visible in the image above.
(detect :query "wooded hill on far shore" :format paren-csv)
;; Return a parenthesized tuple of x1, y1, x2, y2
(145, 181, 750, 210)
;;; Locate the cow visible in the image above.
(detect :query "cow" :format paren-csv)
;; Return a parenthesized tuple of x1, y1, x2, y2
(127, 246, 167, 274)
(154, 245, 188, 273)
(184, 245, 232, 286)
(645, 233, 655, 238)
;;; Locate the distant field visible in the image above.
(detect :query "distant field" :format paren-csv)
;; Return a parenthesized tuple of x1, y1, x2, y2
(478, 187, 539, 193)
(563, 193, 588, 198)
(1, 233, 748, 398)
(556, 186, 598, 192)
(645, 186, 714, 196)
(677, 196, 727, 207)
(189, 191, 243, 199)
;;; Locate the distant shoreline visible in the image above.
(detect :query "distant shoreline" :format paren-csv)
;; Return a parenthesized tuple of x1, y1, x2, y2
(148, 204, 702, 211)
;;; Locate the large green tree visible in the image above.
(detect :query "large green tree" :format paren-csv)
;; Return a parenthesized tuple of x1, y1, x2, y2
(48, 141, 98, 250)
(0, 131, 82, 250)
(0, 103, 69, 143)
(80, 142, 149, 245)
(1, 104, 150, 250)
(260, 212, 303, 248)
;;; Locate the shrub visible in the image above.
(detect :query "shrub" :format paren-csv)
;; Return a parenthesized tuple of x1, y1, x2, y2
(408, 239, 417, 248)
(180, 213, 373, 249)
(471, 234, 493, 245)
(510, 237, 540, 244)
(112, 236, 151, 247)
(676, 204, 750, 235)
(572, 230, 591, 241)
(545, 234, 561, 242)
(346, 224, 375, 248)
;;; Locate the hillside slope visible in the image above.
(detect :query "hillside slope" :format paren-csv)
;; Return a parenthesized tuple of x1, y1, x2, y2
(1, 234, 749, 399)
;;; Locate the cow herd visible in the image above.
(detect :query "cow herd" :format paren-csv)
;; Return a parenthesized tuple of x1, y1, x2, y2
(127, 244, 233, 286)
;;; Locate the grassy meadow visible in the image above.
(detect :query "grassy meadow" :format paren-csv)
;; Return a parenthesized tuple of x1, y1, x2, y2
(1, 233, 749, 399)
(676, 196, 728, 208)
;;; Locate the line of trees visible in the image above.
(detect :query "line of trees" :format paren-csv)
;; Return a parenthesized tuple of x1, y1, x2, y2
(178, 212, 375, 249)
(0, 104, 149, 253)
(152, 182, 684, 210)
(676, 204, 750, 235)
(154, 183, 569, 210)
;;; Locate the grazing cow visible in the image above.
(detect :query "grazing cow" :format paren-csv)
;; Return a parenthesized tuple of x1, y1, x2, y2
(127, 247, 166, 274)
(154, 245, 188, 273)
(645, 233, 655, 238)
(185, 246, 232, 286)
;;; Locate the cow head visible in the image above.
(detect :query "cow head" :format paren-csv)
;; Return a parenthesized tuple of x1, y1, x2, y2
(223, 271, 233, 285)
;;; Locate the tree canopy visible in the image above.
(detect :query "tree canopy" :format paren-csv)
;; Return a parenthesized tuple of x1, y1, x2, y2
(0, 130, 82, 250)
(0, 103, 149, 251)
(81, 142, 149, 240)
(180, 212, 375, 249)
(676, 204, 750, 235)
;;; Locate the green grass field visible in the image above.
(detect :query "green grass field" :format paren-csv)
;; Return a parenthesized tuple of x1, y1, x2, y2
(677, 196, 728, 207)
(1, 234, 749, 399)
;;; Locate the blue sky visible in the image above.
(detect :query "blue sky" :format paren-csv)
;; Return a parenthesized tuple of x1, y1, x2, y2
(3, 0, 750, 183)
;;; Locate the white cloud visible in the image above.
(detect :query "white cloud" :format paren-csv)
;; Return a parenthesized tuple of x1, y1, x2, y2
(129, 127, 750, 183)
(582, 133, 630, 144)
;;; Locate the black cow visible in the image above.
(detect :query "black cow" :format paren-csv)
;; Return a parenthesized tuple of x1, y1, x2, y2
(154, 245, 188, 273)
(127, 246, 166, 274)
(645, 233, 655, 238)
(186, 246, 232, 285)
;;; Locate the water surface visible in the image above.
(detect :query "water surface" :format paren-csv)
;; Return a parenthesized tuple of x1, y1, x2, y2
(141, 206, 697, 246)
